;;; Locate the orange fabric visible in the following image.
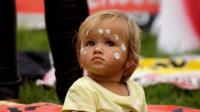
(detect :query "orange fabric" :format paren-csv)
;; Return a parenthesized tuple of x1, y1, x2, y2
(16, 0, 159, 14)
(0, 101, 199, 112)
(16, 0, 44, 13)
(0, 102, 62, 112)
(148, 105, 200, 112)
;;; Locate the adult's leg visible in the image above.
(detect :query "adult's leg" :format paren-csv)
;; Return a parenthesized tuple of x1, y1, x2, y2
(44, 0, 89, 103)
(0, 0, 20, 101)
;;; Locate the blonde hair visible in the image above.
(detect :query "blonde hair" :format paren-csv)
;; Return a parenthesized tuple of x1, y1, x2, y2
(76, 10, 141, 82)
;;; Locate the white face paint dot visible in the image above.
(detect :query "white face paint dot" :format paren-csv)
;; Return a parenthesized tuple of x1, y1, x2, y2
(105, 29, 111, 34)
(98, 28, 104, 34)
(80, 43, 84, 53)
(121, 43, 127, 51)
(80, 48, 84, 54)
(115, 34, 119, 40)
(114, 52, 120, 60)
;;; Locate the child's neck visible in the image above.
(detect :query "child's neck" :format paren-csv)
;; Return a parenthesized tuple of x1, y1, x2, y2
(88, 74, 121, 84)
(100, 81, 130, 96)
(88, 75, 130, 96)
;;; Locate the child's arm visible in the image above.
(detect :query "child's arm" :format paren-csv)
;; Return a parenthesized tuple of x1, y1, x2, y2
(62, 81, 96, 112)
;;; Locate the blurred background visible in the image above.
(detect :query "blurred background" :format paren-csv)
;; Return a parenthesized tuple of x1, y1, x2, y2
(16, 0, 200, 109)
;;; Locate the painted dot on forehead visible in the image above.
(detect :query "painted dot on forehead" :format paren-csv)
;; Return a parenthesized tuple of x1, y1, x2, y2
(121, 43, 127, 51)
(105, 29, 111, 34)
(114, 52, 120, 60)
(98, 28, 104, 34)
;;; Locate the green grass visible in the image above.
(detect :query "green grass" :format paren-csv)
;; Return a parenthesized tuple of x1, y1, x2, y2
(145, 84, 200, 109)
(17, 29, 50, 51)
(19, 80, 59, 104)
(17, 29, 200, 109)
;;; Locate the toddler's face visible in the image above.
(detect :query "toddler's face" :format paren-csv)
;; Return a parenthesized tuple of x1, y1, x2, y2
(79, 19, 128, 77)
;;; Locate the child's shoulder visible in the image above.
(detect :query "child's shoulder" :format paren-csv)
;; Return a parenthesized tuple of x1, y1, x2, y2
(127, 80, 144, 92)
(70, 76, 94, 89)
(127, 79, 141, 86)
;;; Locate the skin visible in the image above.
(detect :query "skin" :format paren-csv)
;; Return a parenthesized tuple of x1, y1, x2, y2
(79, 19, 130, 96)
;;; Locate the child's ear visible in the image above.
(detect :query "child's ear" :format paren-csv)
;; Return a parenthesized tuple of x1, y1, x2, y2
(125, 58, 136, 75)
(125, 60, 131, 70)
(121, 60, 134, 81)
(125, 58, 133, 69)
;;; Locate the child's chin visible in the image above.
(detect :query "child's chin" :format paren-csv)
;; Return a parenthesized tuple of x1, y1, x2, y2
(87, 68, 107, 75)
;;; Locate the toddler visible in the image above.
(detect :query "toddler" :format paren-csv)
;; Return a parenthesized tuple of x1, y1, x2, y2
(62, 10, 148, 112)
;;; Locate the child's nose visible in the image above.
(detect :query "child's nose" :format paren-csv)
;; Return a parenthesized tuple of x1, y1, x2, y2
(94, 46, 103, 54)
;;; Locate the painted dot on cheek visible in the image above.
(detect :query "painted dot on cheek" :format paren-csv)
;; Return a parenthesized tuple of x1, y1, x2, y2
(80, 47, 84, 54)
(114, 52, 120, 60)
(121, 43, 127, 51)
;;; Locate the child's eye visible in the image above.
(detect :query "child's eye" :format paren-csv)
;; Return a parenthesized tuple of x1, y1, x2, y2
(106, 41, 115, 46)
(85, 40, 95, 46)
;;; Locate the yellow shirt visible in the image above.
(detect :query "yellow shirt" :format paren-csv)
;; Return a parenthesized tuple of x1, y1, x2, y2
(62, 76, 148, 112)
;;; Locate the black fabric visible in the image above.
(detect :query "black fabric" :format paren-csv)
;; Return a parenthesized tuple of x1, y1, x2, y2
(0, 0, 20, 99)
(45, 0, 88, 103)
(0, 0, 88, 102)
(19, 52, 51, 80)
(0, 82, 19, 100)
